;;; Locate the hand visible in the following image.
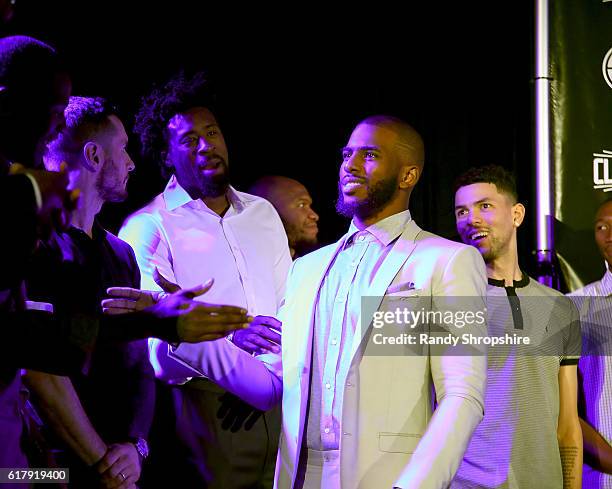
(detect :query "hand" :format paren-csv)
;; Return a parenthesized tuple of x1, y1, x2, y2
(216, 392, 263, 432)
(102, 268, 183, 314)
(10, 162, 80, 237)
(149, 282, 252, 343)
(232, 315, 282, 355)
(96, 442, 141, 489)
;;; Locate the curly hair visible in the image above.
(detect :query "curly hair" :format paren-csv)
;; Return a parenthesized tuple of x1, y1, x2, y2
(454, 164, 518, 203)
(134, 71, 217, 175)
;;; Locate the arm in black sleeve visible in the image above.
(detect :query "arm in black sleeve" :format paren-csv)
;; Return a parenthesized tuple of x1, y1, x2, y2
(0, 174, 38, 292)
(1, 310, 178, 375)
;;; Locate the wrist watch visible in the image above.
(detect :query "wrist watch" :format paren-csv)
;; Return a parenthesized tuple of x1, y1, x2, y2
(130, 437, 149, 461)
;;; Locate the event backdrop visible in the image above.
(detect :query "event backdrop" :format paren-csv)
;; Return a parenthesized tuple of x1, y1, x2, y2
(550, 0, 612, 290)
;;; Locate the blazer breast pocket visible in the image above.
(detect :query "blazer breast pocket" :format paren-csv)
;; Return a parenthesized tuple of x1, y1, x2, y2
(378, 432, 422, 454)
(386, 281, 421, 296)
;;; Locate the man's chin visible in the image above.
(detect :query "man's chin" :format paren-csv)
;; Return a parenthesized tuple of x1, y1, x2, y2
(104, 190, 129, 203)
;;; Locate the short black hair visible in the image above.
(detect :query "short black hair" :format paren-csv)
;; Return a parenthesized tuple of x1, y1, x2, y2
(0, 35, 58, 92)
(0, 36, 65, 166)
(134, 71, 216, 174)
(454, 164, 518, 203)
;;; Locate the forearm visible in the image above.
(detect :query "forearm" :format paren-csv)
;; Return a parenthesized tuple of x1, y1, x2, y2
(559, 420, 583, 489)
(23, 371, 107, 465)
(170, 339, 282, 411)
(98, 310, 178, 344)
(124, 343, 156, 439)
(394, 394, 483, 488)
(580, 418, 612, 474)
(558, 364, 583, 488)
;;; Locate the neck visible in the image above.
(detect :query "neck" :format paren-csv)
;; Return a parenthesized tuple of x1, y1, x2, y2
(486, 247, 522, 286)
(353, 197, 409, 230)
(202, 194, 230, 217)
(72, 187, 103, 237)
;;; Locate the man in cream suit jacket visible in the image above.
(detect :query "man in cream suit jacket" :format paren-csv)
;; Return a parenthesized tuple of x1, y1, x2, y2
(167, 115, 488, 488)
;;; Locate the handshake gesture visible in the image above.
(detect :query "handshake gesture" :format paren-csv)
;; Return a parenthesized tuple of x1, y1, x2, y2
(102, 269, 281, 352)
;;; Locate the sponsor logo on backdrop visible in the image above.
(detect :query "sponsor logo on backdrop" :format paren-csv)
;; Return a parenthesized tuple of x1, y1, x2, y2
(604, 47, 612, 89)
(593, 150, 612, 192)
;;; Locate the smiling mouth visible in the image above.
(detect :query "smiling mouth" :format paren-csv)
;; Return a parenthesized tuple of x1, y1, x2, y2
(342, 178, 366, 192)
(470, 231, 489, 242)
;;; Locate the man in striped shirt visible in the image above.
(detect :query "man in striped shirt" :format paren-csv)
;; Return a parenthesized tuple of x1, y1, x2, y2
(452, 165, 582, 489)
(569, 198, 612, 488)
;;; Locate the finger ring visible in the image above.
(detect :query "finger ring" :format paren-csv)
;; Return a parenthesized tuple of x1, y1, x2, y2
(119, 472, 126, 480)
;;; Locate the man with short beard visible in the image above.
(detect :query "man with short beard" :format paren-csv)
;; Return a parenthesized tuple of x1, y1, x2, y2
(24, 96, 156, 488)
(166, 115, 489, 488)
(119, 72, 291, 488)
(453, 165, 582, 489)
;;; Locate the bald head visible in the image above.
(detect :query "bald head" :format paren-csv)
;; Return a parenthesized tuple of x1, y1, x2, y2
(249, 176, 319, 258)
(359, 115, 425, 169)
(249, 175, 300, 207)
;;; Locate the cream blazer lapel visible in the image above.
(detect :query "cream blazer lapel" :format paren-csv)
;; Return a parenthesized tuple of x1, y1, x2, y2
(349, 219, 423, 359)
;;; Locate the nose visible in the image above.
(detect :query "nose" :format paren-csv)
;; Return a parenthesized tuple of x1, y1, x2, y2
(466, 209, 482, 226)
(126, 153, 135, 172)
(197, 136, 215, 154)
(342, 153, 362, 174)
(308, 207, 319, 222)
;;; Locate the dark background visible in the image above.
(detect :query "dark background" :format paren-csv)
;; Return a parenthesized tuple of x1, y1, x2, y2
(5, 1, 538, 271)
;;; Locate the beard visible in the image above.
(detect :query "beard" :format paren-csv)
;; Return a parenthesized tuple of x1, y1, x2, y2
(479, 233, 511, 264)
(198, 159, 231, 198)
(285, 222, 318, 257)
(96, 158, 128, 202)
(336, 175, 397, 220)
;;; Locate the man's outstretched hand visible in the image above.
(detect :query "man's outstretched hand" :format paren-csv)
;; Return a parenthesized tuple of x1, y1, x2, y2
(102, 268, 181, 314)
(102, 270, 252, 343)
(149, 281, 252, 343)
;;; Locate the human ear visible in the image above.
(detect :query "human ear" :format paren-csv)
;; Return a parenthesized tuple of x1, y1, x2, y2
(512, 202, 526, 227)
(82, 141, 102, 172)
(399, 165, 420, 189)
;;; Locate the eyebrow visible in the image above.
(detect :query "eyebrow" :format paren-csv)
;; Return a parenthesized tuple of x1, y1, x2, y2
(178, 123, 219, 137)
(454, 198, 490, 210)
(341, 145, 380, 153)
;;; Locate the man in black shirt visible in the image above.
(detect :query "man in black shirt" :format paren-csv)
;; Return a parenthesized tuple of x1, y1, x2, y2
(25, 96, 154, 488)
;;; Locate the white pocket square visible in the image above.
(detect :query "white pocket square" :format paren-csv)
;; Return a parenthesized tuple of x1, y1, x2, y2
(386, 281, 417, 294)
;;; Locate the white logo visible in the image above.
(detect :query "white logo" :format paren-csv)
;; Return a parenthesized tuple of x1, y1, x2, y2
(603, 48, 612, 89)
(593, 150, 612, 192)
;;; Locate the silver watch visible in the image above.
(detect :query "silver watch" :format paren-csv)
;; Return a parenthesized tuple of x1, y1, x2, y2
(132, 437, 149, 460)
